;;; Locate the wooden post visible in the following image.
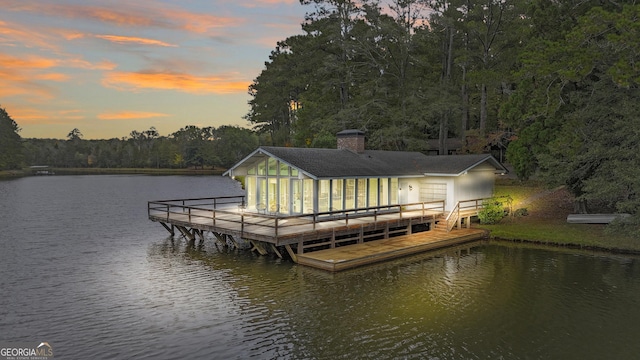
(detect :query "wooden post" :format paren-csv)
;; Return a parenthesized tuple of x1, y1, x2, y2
(270, 244, 283, 259)
(331, 229, 336, 248)
(285, 244, 298, 263)
(160, 222, 175, 236)
(250, 240, 268, 255)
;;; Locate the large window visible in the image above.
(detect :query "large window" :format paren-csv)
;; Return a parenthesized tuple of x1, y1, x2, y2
(357, 179, 367, 208)
(268, 158, 277, 176)
(246, 177, 256, 210)
(331, 179, 343, 211)
(303, 179, 314, 213)
(379, 178, 389, 206)
(268, 178, 278, 213)
(258, 178, 267, 209)
(368, 178, 378, 207)
(292, 179, 302, 213)
(345, 179, 356, 210)
(318, 180, 330, 212)
(279, 178, 289, 213)
(390, 178, 398, 204)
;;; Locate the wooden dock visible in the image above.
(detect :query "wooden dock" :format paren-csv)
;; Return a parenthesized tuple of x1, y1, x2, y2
(148, 196, 490, 271)
(296, 228, 488, 271)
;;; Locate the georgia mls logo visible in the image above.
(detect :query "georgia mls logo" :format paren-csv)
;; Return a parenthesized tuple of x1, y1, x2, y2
(0, 342, 54, 359)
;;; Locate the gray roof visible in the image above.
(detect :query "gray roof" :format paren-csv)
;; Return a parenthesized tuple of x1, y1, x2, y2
(226, 146, 507, 179)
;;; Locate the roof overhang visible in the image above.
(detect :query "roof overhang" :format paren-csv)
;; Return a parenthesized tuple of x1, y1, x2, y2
(424, 155, 508, 177)
(223, 147, 318, 180)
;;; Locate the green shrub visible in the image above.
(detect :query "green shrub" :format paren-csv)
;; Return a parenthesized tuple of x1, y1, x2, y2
(514, 208, 529, 217)
(478, 198, 507, 224)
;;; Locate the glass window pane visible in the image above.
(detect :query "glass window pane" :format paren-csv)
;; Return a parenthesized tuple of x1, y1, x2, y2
(268, 178, 278, 213)
(247, 177, 256, 210)
(247, 166, 255, 175)
(332, 179, 343, 211)
(318, 180, 330, 213)
(357, 179, 367, 208)
(258, 178, 267, 210)
(279, 178, 289, 214)
(380, 178, 389, 206)
(279, 162, 289, 176)
(291, 168, 299, 176)
(292, 179, 302, 214)
(368, 178, 378, 207)
(345, 179, 356, 210)
(390, 178, 398, 204)
(257, 160, 266, 175)
(268, 158, 277, 176)
(303, 179, 314, 213)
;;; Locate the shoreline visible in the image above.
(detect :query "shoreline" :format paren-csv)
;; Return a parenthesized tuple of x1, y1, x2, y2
(478, 179, 640, 254)
(2, 173, 636, 255)
(0, 167, 225, 178)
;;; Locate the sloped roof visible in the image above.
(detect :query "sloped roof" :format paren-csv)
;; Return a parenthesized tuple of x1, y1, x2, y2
(225, 146, 507, 179)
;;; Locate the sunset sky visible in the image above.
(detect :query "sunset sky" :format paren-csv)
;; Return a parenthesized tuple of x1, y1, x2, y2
(0, 0, 308, 139)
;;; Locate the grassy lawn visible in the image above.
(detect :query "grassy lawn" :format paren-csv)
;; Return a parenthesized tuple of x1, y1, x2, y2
(479, 179, 640, 253)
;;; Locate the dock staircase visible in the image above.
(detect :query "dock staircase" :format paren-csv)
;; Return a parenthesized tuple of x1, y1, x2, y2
(432, 199, 487, 233)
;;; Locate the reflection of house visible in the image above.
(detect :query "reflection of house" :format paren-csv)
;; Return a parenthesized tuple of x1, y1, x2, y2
(224, 130, 507, 214)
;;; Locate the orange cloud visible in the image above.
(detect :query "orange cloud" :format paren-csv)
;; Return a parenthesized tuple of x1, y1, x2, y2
(9, 107, 85, 125)
(102, 71, 250, 94)
(36, 73, 70, 82)
(0, 53, 113, 101)
(98, 111, 170, 120)
(95, 34, 177, 47)
(0, 20, 60, 50)
(0, 54, 57, 69)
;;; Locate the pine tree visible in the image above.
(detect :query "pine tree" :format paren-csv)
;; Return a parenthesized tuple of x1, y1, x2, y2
(0, 106, 23, 170)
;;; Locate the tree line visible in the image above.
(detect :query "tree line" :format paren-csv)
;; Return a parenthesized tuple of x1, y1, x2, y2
(0, 108, 258, 170)
(246, 0, 640, 234)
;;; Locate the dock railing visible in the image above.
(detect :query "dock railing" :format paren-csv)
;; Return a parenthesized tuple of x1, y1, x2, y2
(148, 196, 446, 239)
(444, 196, 511, 232)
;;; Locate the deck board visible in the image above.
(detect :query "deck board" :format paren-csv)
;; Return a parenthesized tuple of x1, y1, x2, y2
(296, 228, 487, 272)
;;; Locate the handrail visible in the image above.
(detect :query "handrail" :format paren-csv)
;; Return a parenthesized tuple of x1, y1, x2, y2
(445, 202, 461, 232)
(148, 196, 447, 238)
(442, 196, 508, 232)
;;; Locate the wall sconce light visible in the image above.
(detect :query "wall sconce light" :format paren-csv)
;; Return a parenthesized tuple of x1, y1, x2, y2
(409, 185, 413, 191)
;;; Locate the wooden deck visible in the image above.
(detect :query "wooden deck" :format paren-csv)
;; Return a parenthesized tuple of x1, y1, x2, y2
(296, 228, 488, 271)
(148, 196, 447, 246)
(148, 196, 492, 271)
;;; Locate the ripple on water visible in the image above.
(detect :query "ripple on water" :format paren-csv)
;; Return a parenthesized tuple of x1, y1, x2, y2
(2, 176, 640, 359)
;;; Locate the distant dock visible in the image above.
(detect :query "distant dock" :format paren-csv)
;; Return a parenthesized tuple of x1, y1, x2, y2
(29, 165, 55, 175)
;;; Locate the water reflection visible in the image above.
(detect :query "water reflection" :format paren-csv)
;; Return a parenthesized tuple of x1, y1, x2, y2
(147, 236, 640, 359)
(2, 175, 640, 359)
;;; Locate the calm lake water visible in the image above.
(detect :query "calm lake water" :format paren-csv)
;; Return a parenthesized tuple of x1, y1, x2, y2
(1, 175, 640, 359)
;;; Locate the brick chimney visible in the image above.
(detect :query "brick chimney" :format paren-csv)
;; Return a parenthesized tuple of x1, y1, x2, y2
(337, 129, 365, 153)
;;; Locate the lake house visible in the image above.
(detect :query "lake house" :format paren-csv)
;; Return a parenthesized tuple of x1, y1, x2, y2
(224, 130, 507, 215)
(149, 130, 508, 271)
